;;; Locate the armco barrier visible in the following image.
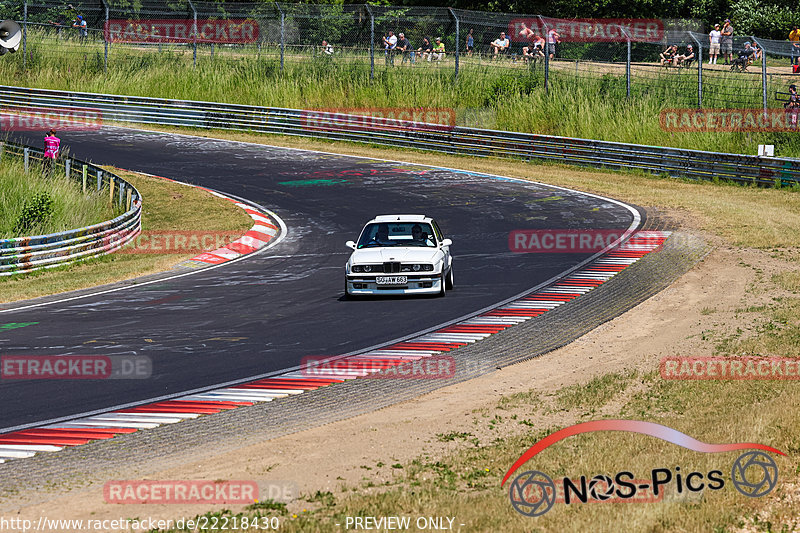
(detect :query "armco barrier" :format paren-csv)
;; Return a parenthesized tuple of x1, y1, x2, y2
(2, 85, 800, 186)
(0, 139, 142, 276)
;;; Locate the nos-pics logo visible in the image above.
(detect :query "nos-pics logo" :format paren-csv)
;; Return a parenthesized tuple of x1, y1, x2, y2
(502, 420, 783, 517)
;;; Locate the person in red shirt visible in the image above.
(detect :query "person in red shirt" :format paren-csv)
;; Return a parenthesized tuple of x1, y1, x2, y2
(43, 129, 60, 176)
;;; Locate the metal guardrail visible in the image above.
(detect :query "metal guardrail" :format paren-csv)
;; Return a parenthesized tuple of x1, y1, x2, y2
(2, 84, 799, 187)
(0, 138, 142, 276)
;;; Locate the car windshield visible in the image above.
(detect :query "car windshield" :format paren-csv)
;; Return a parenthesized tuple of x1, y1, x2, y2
(357, 222, 437, 248)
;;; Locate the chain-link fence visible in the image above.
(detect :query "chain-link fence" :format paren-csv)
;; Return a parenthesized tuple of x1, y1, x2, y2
(2, 1, 799, 111)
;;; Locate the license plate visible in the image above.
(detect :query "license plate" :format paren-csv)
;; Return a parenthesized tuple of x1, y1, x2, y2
(376, 276, 407, 285)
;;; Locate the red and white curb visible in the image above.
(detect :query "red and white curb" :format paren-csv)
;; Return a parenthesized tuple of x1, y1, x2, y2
(0, 231, 669, 464)
(143, 173, 280, 268)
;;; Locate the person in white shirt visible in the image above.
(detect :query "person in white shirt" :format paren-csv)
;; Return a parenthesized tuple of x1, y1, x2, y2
(321, 40, 333, 55)
(491, 32, 509, 58)
(383, 30, 397, 65)
(708, 24, 721, 64)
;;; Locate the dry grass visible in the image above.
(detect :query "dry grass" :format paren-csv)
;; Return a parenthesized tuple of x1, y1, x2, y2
(0, 168, 252, 303)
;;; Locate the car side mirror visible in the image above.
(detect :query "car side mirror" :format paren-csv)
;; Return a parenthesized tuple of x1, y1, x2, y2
(346, 240, 356, 250)
(441, 238, 452, 247)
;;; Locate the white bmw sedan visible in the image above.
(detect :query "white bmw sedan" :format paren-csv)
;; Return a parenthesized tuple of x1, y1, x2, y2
(345, 215, 454, 297)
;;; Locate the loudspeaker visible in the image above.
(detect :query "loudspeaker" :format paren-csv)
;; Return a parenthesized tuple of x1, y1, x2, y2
(0, 20, 22, 55)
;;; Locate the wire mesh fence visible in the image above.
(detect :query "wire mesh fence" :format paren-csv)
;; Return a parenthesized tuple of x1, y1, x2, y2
(2, 1, 799, 111)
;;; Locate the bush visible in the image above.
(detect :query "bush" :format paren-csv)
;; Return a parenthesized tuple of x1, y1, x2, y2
(14, 192, 56, 235)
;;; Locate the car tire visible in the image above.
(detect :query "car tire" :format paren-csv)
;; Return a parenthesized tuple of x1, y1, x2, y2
(445, 267, 454, 290)
(439, 273, 447, 297)
(344, 279, 351, 300)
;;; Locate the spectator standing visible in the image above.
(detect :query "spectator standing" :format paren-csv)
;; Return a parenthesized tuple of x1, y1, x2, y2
(396, 33, 414, 64)
(431, 37, 445, 61)
(72, 14, 87, 40)
(491, 32, 509, 58)
(721, 19, 734, 65)
(466, 29, 474, 56)
(547, 27, 560, 59)
(417, 37, 433, 61)
(790, 25, 800, 66)
(708, 24, 721, 64)
(383, 30, 397, 65)
(43, 129, 60, 177)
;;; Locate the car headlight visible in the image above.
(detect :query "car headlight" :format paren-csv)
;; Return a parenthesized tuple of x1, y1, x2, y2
(352, 265, 375, 273)
(401, 264, 434, 272)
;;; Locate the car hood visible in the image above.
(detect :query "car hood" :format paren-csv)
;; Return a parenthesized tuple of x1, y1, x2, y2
(350, 247, 441, 264)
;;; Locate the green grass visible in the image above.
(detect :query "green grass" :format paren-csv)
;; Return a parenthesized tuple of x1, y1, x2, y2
(3, 28, 800, 158)
(0, 154, 118, 239)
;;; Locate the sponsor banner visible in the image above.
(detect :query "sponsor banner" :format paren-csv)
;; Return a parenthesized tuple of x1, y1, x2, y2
(661, 357, 800, 380)
(112, 230, 242, 254)
(301, 355, 456, 379)
(301, 108, 457, 134)
(104, 19, 259, 44)
(661, 108, 800, 132)
(509, 18, 664, 43)
(0, 107, 103, 131)
(1, 355, 152, 380)
(509, 229, 664, 253)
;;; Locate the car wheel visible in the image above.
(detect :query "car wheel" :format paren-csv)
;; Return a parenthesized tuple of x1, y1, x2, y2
(445, 267, 454, 290)
(344, 279, 351, 300)
(439, 273, 447, 297)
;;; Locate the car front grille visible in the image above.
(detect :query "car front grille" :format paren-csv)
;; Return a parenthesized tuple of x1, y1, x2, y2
(383, 262, 401, 273)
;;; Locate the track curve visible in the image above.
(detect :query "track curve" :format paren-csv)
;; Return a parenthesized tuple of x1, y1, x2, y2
(0, 127, 641, 431)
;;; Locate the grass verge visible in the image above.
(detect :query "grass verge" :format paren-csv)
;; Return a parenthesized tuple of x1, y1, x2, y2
(0, 168, 252, 304)
(3, 29, 800, 157)
(0, 154, 118, 238)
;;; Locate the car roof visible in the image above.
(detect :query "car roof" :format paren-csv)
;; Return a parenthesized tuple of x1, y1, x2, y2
(369, 214, 431, 223)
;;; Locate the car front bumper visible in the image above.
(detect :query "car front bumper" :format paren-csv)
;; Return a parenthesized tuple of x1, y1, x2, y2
(346, 275, 442, 295)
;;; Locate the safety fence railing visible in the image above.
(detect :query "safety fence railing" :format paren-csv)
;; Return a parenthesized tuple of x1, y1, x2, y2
(0, 136, 142, 275)
(2, 2, 799, 111)
(2, 84, 798, 188)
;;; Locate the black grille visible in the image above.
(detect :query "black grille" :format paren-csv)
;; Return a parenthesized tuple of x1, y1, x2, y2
(383, 262, 401, 273)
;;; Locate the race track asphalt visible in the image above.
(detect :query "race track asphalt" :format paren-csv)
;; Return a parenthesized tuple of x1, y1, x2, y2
(0, 127, 640, 430)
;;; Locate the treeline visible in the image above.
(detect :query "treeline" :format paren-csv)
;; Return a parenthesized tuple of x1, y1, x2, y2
(179, 0, 799, 40)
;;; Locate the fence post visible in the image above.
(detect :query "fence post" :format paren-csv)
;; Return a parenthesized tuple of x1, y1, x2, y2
(622, 26, 631, 99)
(187, 0, 197, 67)
(538, 15, 549, 93)
(690, 33, 703, 108)
(97, 170, 103, 191)
(82, 165, 87, 192)
(22, 0, 27, 70)
(449, 8, 459, 81)
(100, 0, 109, 73)
(275, 2, 285, 72)
(365, 4, 374, 80)
(23, 147, 29, 171)
(65, 158, 71, 179)
(753, 36, 768, 114)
